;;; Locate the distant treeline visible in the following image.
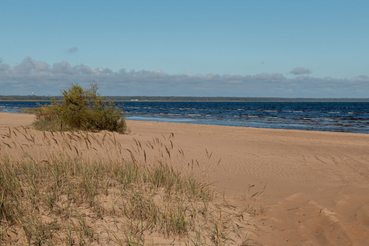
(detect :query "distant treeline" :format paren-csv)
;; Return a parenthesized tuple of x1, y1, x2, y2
(0, 95, 61, 101)
(1, 95, 369, 102)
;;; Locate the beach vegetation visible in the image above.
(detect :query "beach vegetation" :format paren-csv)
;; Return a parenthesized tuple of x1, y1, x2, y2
(31, 83, 126, 133)
(0, 129, 255, 245)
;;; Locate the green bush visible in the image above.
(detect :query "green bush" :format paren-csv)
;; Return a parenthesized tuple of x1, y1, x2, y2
(33, 83, 126, 133)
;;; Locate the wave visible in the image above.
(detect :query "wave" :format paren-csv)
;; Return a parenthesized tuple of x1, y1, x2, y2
(2, 101, 369, 133)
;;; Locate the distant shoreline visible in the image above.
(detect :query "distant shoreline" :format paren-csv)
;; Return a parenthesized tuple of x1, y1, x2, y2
(1, 96, 369, 103)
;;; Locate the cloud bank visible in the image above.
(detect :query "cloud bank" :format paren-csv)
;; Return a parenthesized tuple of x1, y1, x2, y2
(0, 57, 368, 98)
(290, 67, 312, 75)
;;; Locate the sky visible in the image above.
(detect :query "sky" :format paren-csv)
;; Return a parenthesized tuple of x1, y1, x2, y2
(0, 0, 368, 97)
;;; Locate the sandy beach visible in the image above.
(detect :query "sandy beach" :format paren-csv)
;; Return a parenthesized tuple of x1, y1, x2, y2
(1, 112, 369, 245)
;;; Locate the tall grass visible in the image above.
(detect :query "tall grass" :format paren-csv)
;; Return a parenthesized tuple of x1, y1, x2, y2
(0, 128, 255, 245)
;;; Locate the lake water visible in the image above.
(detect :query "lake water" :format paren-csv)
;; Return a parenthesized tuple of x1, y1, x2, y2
(1, 101, 369, 133)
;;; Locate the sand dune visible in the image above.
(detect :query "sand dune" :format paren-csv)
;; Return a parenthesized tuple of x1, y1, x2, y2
(1, 112, 369, 245)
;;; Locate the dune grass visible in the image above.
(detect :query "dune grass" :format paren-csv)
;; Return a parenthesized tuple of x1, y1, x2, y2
(0, 128, 255, 245)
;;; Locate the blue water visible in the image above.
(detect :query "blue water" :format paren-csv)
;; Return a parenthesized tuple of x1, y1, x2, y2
(1, 101, 369, 133)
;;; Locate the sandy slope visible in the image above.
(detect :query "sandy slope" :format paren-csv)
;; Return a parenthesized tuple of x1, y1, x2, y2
(1, 112, 369, 245)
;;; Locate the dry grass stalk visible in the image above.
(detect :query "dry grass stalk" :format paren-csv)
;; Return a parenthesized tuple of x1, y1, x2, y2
(0, 127, 257, 245)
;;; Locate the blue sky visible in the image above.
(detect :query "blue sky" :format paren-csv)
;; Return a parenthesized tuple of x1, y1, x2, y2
(1, 0, 368, 97)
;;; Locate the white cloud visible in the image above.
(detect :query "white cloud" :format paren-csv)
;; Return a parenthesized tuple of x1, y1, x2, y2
(52, 61, 74, 74)
(0, 57, 368, 97)
(14, 56, 50, 73)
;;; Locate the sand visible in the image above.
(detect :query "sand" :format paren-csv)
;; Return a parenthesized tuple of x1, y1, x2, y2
(1, 112, 369, 245)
